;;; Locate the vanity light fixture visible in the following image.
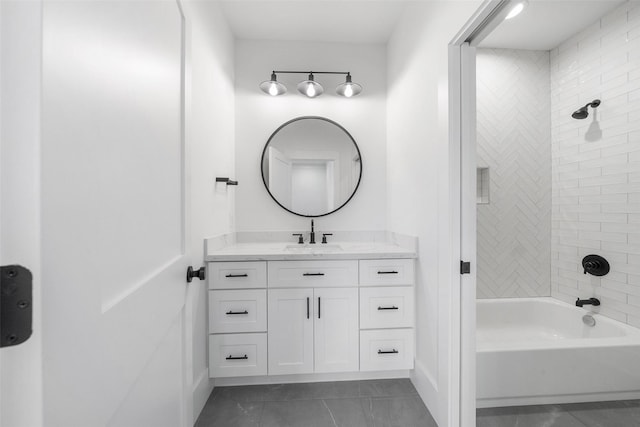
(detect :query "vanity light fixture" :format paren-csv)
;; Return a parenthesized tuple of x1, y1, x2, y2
(296, 73, 324, 98)
(258, 72, 287, 96)
(259, 71, 362, 98)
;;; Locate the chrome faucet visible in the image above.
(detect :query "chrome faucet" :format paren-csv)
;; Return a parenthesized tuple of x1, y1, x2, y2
(309, 219, 316, 244)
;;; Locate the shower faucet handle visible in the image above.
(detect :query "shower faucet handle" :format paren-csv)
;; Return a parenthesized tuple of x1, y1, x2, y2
(582, 254, 610, 276)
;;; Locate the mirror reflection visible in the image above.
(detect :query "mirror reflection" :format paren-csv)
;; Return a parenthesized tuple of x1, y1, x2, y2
(261, 117, 362, 217)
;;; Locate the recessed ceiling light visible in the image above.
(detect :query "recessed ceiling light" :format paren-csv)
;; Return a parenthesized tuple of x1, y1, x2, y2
(505, 0, 528, 20)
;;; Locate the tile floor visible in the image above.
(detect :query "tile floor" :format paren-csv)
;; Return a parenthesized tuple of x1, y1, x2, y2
(195, 379, 436, 427)
(195, 379, 640, 427)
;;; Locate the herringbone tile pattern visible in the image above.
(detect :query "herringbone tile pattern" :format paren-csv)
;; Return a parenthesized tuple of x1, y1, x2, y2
(476, 49, 552, 298)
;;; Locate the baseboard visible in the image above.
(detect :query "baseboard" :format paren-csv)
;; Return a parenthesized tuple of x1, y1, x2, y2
(477, 390, 640, 409)
(192, 368, 214, 422)
(410, 360, 439, 423)
(212, 370, 410, 387)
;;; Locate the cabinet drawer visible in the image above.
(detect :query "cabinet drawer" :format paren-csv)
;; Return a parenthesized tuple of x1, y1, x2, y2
(360, 287, 414, 329)
(209, 333, 267, 378)
(268, 260, 358, 288)
(209, 261, 267, 289)
(360, 329, 414, 371)
(359, 259, 414, 286)
(209, 289, 267, 333)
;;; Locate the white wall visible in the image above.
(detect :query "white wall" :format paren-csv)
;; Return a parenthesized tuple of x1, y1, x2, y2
(476, 48, 552, 299)
(234, 40, 386, 232)
(550, 0, 640, 327)
(387, 2, 480, 425)
(183, 1, 236, 421)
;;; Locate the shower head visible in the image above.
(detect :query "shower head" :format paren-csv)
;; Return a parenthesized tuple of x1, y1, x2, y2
(572, 99, 601, 119)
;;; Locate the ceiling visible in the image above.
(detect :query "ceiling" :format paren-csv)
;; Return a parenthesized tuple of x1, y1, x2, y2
(479, 0, 626, 50)
(218, 0, 627, 50)
(219, 1, 409, 44)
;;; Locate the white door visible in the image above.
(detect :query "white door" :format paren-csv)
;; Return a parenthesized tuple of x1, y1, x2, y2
(268, 146, 292, 208)
(268, 288, 314, 375)
(1, 2, 44, 426)
(314, 288, 359, 373)
(1, 1, 192, 426)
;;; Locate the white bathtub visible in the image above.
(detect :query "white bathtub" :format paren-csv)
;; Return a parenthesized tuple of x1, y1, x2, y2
(477, 297, 640, 408)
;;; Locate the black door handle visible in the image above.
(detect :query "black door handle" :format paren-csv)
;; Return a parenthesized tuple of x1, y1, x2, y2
(186, 266, 205, 283)
(307, 297, 310, 319)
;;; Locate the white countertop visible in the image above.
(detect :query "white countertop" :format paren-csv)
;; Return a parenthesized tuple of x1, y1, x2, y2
(205, 240, 417, 261)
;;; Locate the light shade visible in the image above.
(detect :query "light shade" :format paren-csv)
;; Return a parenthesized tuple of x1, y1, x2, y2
(336, 74, 362, 98)
(297, 73, 324, 98)
(259, 72, 287, 96)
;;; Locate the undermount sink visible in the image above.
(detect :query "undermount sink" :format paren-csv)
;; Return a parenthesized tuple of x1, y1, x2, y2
(284, 244, 343, 252)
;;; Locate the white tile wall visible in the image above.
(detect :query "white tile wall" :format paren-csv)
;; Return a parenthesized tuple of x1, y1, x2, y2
(476, 49, 552, 298)
(551, 0, 640, 327)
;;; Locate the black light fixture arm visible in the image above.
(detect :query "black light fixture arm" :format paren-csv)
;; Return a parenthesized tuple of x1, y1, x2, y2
(272, 70, 351, 76)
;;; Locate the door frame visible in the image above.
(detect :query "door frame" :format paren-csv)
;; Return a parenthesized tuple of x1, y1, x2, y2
(448, 1, 512, 425)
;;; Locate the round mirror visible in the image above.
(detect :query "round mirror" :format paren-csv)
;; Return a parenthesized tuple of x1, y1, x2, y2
(261, 116, 362, 217)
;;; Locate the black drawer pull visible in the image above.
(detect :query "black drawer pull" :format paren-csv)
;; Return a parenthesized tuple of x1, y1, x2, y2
(226, 354, 248, 360)
(303, 273, 325, 276)
(225, 274, 248, 278)
(307, 297, 310, 319)
(378, 349, 399, 354)
(378, 306, 399, 310)
(377, 271, 399, 275)
(226, 310, 248, 315)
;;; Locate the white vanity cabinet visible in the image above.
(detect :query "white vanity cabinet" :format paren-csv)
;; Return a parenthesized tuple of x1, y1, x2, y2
(208, 261, 268, 378)
(207, 255, 415, 381)
(358, 259, 415, 371)
(268, 287, 359, 375)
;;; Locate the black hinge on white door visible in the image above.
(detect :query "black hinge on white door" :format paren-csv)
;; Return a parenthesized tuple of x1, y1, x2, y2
(1, 265, 33, 347)
(460, 261, 471, 275)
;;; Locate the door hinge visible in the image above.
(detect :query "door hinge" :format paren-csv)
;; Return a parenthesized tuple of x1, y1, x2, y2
(460, 261, 471, 275)
(1, 265, 33, 348)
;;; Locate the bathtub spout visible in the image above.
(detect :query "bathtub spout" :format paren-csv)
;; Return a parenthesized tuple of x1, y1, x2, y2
(576, 297, 601, 307)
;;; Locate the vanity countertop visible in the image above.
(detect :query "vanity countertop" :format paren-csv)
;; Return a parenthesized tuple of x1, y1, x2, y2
(205, 240, 417, 261)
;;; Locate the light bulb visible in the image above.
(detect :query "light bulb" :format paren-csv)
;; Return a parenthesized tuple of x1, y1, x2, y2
(269, 83, 278, 96)
(343, 85, 354, 98)
(306, 83, 316, 97)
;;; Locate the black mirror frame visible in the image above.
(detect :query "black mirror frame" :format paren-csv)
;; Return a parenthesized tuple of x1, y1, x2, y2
(260, 116, 363, 218)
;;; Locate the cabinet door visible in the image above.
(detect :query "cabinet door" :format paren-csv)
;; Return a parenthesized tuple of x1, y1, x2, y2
(268, 288, 314, 375)
(314, 288, 359, 373)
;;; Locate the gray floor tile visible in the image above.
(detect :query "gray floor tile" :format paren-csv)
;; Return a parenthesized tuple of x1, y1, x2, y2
(561, 400, 640, 427)
(260, 399, 337, 427)
(357, 379, 418, 398)
(365, 396, 437, 427)
(263, 381, 363, 401)
(321, 398, 371, 427)
(476, 405, 587, 427)
(195, 398, 263, 427)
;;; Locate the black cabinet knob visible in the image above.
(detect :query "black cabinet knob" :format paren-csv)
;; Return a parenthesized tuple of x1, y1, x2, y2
(186, 266, 206, 283)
